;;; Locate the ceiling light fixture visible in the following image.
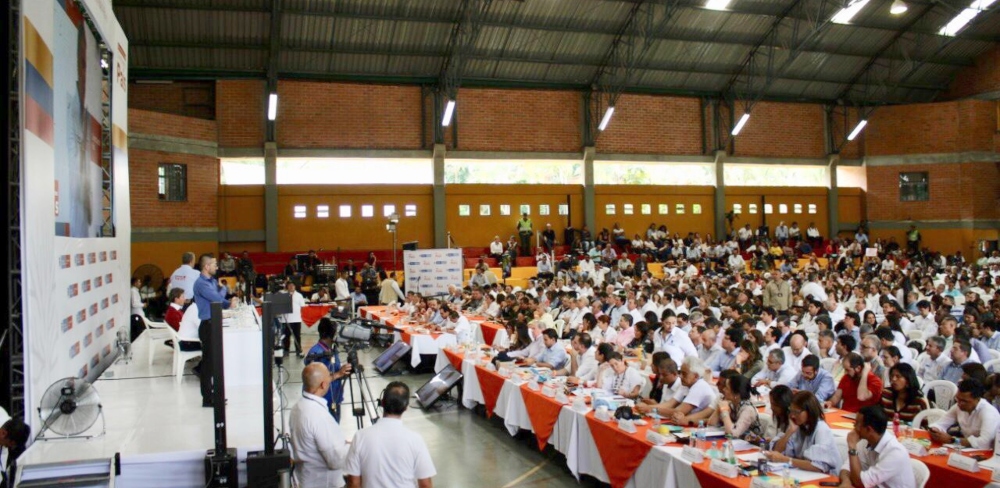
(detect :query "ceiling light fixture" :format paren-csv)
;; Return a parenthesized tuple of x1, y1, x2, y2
(705, 0, 732, 10)
(832, 0, 871, 24)
(847, 119, 868, 141)
(441, 100, 456, 127)
(267, 93, 278, 121)
(598, 106, 615, 131)
(939, 0, 996, 36)
(731, 113, 750, 136)
(890, 0, 908, 14)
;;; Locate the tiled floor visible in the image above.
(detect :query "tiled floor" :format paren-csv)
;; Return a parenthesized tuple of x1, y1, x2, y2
(21, 329, 595, 487)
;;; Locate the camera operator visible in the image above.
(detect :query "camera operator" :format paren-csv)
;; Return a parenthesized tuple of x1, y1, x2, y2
(305, 318, 354, 422)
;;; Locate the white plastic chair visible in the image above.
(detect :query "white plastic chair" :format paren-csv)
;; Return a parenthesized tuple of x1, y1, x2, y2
(911, 459, 930, 488)
(922, 379, 958, 410)
(492, 328, 510, 350)
(908, 347, 919, 360)
(553, 319, 566, 337)
(911, 408, 947, 429)
(820, 357, 838, 372)
(984, 358, 1000, 373)
(141, 316, 175, 368)
(167, 327, 202, 383)
(906, 330, 924, 341)
(909, 338, 926, 351)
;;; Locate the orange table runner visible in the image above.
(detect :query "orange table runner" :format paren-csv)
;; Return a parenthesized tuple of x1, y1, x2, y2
(475, 366, 506, 418)
(519, 384, 567, 451)
(585, 412, 655, 488)
(254, 304, 331, 326)
(442, 348, 463, 371)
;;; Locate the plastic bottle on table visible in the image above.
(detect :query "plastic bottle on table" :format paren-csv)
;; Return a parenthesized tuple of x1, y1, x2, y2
(724, 435, 736, 464)
(782, 465, 792, 488)
(697, 420, 706, 450)
(893, 412, 900, 437)
(707, 441, 721, 459)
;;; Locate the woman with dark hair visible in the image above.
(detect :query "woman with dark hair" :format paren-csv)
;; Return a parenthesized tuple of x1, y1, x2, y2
(767, 385, 793, 440)
(1, 417, 30, 488)
(627, 321, 655, 354)
(712, 374, 763, 441)
(863, 310, 878, 328)
(765, 391, 842, 475)
(880, 363, 928, 425)
(734, 340, 764, 379)
(593, 343, 617, 389)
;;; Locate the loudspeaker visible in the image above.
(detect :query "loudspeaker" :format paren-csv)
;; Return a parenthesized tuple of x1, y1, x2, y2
(204, 448, 238, 487)
(264, 292, 292, 315)
(246, 449, 292, 488)
(373, 340, 412, 375)
(402, 241, 419, 251)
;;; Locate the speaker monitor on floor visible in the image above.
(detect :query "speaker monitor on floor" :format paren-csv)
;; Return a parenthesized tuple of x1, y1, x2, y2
(415, 364, 462, 409)
(373, 340, 412, 375)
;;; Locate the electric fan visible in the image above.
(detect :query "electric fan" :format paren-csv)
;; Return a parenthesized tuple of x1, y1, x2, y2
(36, 377, 106, 440)
(115, 327, 132, 364)
(132, 263, 165, 292)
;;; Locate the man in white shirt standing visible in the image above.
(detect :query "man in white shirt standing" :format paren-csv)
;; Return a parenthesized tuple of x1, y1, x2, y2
(839, 405, 914, 488)
(283, 282, 307, 358)
(334, 271, 351, 301)
(291, 363, 350, 488)
(168, 251, 201, 301)
(345, 382, 435, 488)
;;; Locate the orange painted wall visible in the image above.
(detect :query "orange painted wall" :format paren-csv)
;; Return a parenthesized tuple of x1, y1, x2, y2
(219, 185, 266, 231)
(444, 185, 585, 248)
(594, 186, 716, 239)
(868, 228, 997, 257)
(725, 187, 830, 236)
(837, 188, 866, 228)
(131, 241, 219, 281)
(276, 185, 434, 252)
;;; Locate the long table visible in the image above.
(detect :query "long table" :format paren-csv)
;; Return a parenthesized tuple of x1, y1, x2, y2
(359, 306, 507, 368)
(434, 347, 995, 488)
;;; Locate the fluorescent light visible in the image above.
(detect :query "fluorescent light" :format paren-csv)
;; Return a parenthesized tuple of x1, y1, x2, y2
(267, 93, 278, 121)
(598, 106, 615, 131)
(832, 0, 870, 24)
(100, 58, 109, 69)
(441, 100, 456, 127)
(938, 0, 995, 36)
(890, 0, 908, 14)
(731, 113, 750, 136)
(847, 119, 868, 141)
(705, 0, 732, 10)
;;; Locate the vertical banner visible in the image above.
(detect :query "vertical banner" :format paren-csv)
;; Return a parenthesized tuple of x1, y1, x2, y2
(403, 249, 464, 297)
(20, 0, 129, 428)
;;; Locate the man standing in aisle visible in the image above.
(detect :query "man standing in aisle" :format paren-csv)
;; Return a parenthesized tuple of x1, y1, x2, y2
(345, 382, 436, 488)
(283, 281, 306, 358)
(291, 363, 351, 488)
(763, 273, 792, 315)
(517, 212, 533, 257)
(168, 251, 200, 302)
(193, 253, 237, 407)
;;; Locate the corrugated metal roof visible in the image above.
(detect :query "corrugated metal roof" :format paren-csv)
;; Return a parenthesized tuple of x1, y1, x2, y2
(115, 0, 999, 104)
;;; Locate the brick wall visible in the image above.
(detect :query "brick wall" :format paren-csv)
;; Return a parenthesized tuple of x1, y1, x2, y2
(943, 45, 1000, 100)
(455, 88, 582, 152)
(216, 80, 265, 148)
(129, 108, 217, 142)
(866, 100, 995, 155)
(733, 102, 826, 158)
(277, 81, 423, 149)
(128, 81, 215, 120)
(595, 94, 702, 155)
(866, 162, 995, 222)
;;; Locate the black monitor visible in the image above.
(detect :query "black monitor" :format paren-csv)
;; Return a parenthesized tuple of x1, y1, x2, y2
(373, 341, 412, 374)
(402, 241, 419, 251)
(415, 364, 462, 409)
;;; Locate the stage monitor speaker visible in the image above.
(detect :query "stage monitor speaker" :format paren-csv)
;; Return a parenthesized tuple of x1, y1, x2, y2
(402, 241, 419, 251)
(415, 364, 462, 409)
(373, 340, 412, 374)
(246, 449, 291, 488)
(263, 292, 292, 315)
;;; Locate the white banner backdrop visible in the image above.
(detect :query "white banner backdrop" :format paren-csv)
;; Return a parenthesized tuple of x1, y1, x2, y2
(21, 0, 130, 428)
(403, 249, 464, 297)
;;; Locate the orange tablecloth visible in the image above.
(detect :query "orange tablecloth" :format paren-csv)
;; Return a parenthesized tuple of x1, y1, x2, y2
(520, 384, 566, 451)
(585, 412, 655, 488)
(255, 304, 331, 326)
(475, 367, 506, 418)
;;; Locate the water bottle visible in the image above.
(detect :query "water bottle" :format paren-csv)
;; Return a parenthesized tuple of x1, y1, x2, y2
(650, 409, 661, 430)
(723, 435, 735, 464)
(782, 465, 792, 488)
(893, 412, 900, 437)
(697, 420, 707, 450)
(707, 441, 721, 459)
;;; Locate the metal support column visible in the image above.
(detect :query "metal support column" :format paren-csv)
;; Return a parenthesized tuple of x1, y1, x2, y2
(583, 146, 596, 233)
(433, 143, 447, 248)
(827, 154, 840, 238)
(264, 142, 279, 252)
(714, 150, 726, 240)
(4, 0, 25, 418)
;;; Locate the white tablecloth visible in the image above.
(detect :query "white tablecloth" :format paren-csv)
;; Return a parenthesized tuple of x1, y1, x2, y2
(222, 326, 263, 396)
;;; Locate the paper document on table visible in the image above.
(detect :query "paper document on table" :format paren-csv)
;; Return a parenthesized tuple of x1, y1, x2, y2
(978, 455, 1000, 471)
(735, 454, 831, 483)
(731, 439, 758, 452)
(831, 421, 855, 429)
(703, 428, 728, 438)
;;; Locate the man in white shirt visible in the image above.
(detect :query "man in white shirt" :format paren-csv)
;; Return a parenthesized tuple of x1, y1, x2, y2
(291, 363, 350, 488)
(168, 252, 201, 301)
(913, 300, 938, 337)
(783, 334, 811, 372)
(800, 273, 828, 303)
(752, 349, 798, 388)
(504, 321, 546, 361)
(839, 405, 915, 488)
(489, 236, 504, 259)
(653, 315, 697, 357)
(917, 336, 950, 385)
(930, 379, 1000, 450)
(334, 272, 351, 301)
(557, 333, 598, 382)
(282, 282, 307, 357)
(345, 382, 435, 488)
(441, 310, 472, 344)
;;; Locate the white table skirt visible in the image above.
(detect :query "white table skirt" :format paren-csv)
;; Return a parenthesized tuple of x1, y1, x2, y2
(222, 327, 264, 395)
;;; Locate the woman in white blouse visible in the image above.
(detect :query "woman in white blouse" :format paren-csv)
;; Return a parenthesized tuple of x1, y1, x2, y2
(594, 315, 617, 344)
(764, 391, 843, 475)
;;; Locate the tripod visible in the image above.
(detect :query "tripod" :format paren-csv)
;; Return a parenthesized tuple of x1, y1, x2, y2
(341, 346, 382, 430)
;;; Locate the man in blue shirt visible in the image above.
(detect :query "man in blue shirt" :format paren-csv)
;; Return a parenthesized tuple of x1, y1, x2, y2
(304, 318, 353, 422)
(789, 354, 836, 402)
(523, 329, 568, 370)
(707, 328, 742, 372)
(193, 254, 236, 407)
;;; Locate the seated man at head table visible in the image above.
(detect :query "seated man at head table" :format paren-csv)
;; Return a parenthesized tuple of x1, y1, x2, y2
(517, 329, 568, 370)
(495, 320, 547, 363)
(311, 286, 333, 303)
(553, 332, 599, 384)
(437, 309, 473, 344)
(928, 378, 1000, 449)
(635, 356, 717, 425)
